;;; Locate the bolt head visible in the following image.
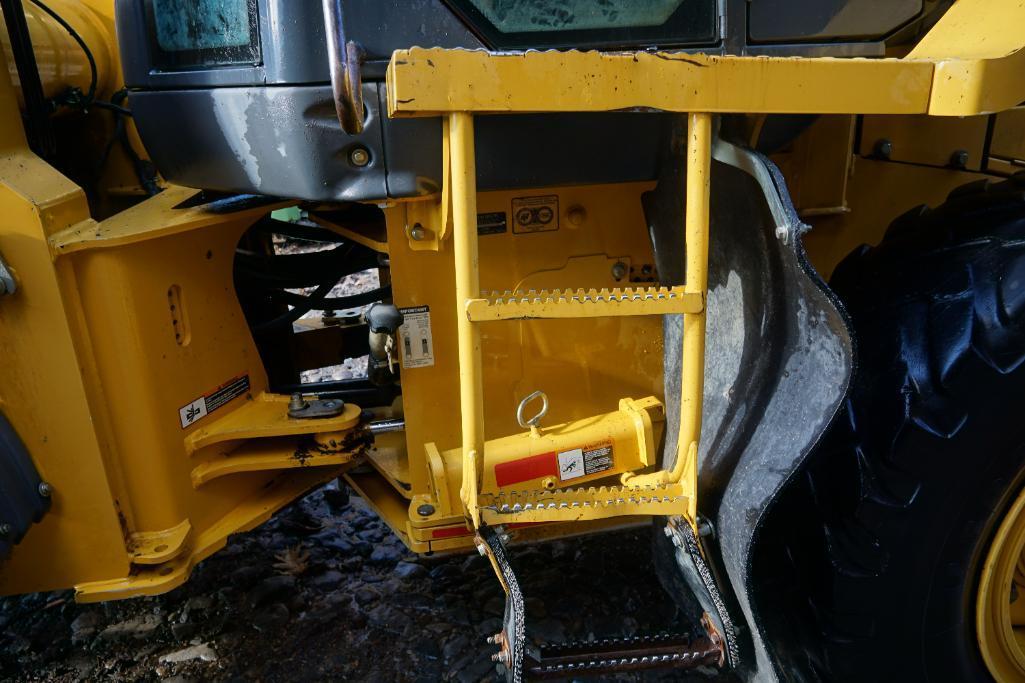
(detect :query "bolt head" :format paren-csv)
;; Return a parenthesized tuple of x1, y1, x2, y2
(37, 482, 52, 498)
(416, 503, 436, 517)
(611, 261, 628, 280)
(323, 401, 337, 409)
(950, 149, 969, 168)
(0, 523, 11, 536)
(409, 224, 426, 241)
(874, 139, 893, 159)
(349, 147, 370, 167)
(663, 525, 674, 538)
(774, 226, 789, 243)
(476, 542, 488, 557)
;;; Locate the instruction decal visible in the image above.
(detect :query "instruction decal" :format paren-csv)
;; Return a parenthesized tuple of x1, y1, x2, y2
(398, 305, 435, 369)
(477, 211, 508, 236)
(557, 440, 614, 481)
(512, 195, 559, 234)
(179, 374, 250, 429)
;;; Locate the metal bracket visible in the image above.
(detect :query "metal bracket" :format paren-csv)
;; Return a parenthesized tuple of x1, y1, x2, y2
(405, 118, 453, 251)
(0, 250, 15, 296)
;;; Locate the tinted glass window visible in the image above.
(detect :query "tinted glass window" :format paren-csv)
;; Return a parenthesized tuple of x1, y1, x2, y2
(446, 0, 718, 49)
(147, 0, 261, 69)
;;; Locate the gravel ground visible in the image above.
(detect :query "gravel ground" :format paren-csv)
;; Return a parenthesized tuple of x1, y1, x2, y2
(0, 485, 718, 682)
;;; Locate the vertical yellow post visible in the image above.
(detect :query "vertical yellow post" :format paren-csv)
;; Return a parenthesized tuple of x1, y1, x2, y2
(450, 112, 484, 526)
(676, 112, 712, 518)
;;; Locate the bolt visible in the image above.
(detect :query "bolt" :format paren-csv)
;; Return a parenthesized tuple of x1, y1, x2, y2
(874, 138, 893, 159)
(0, 523, 10, 536)
(775, 226, 789, 244)
(698, 518, 715, 538)
(566, 204, 587, 226)
(349, 147, 370, 167)
(409, 223, 426, 241)
(950, 149, 969, 169)
(499, 532, 511, 544)
(487, 632, 505, 645)
(323, 401, 337, 409)
(416, 503, 436, 517)
(611, 261, 627, 280)
(663, 525, 674, 539)
(476, 542, 488, 557)
(491, 651, 510, 664)
(38, 481, 52, 498)
(288, 393, 308, 412)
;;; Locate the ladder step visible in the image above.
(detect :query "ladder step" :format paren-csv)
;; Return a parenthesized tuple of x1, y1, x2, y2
(478, 483, 689, 524)
(467, 286, 703, 322)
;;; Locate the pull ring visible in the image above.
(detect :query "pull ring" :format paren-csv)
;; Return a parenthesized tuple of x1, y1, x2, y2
(516, 391, 548, 430)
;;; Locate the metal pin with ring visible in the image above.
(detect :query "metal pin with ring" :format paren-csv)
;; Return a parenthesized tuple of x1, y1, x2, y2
(516, 390, 548, 436)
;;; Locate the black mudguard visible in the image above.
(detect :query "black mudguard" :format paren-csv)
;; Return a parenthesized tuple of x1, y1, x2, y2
(645, 130, 853, 680)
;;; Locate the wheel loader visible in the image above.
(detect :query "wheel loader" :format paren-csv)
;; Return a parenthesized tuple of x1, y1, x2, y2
(2, 0, 1025, 679)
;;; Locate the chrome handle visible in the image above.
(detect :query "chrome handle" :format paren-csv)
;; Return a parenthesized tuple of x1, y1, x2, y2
(321, 0, 364, 135)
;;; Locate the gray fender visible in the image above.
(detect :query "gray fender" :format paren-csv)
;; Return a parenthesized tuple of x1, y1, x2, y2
(645, 132, 852, 680)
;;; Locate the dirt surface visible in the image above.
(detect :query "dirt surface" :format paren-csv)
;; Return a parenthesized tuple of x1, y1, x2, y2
(0, 483, 724, 682)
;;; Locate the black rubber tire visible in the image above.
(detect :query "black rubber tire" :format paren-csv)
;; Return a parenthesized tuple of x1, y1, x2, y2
(781, 174, 1025, 681)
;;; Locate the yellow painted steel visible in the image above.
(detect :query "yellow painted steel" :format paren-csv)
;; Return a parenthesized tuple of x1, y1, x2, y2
(387, 48, 936, 117)
(0, 39, 365, 599)
(908, 0, 1025, 116)
(976, 486, 1025, 680)
(450, 111, 485, 527)
(0, 0, 116, 105)
(467, 286, 703, 322)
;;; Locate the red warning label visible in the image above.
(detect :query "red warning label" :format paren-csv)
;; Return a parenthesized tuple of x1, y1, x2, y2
(493, 440, 615, 486)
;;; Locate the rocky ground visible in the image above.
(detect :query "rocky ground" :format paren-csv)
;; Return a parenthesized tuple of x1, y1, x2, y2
(0, 482, 726, 682)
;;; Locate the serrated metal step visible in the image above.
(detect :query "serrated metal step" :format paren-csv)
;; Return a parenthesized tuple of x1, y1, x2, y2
(466, 286, 703, 322)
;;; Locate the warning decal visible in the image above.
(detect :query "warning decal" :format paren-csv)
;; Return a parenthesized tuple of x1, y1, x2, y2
(398, 305, 435, 369)
(179, 374, 250, 429)
(512, 195, 559, 234)
(495, 440, 616, 486)
(557, 441, 614, 481)
(477, 211, 508, 236)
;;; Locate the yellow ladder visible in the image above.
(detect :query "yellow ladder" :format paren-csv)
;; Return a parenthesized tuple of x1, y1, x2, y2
(448, 112, 713, 529)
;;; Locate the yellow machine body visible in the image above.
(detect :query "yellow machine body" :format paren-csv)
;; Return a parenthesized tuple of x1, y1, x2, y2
(2, 0, 1025, 647)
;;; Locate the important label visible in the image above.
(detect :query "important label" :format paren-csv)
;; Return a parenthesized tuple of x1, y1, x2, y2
(477, 211, 508, 236)
(398, 306, 435, 369)
(179, 374, 250, 429)
(557, 441, 614, 481)
(512, 195, 559, 234)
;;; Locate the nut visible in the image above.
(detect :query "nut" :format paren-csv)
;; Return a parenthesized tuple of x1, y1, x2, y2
(288, 393, 309, 412)
(349, 147, 371, 167)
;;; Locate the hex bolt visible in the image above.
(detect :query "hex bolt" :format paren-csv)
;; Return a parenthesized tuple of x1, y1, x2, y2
(416, 503, 436, 517)
(0, 523, 11, 536)
(409, 223, 426, 241)
(950, 149, 969, 169)
(611, 261, 628, 280)
(349, 147, 371, 167)
(38, 481, 52, 497)
(874, 138, 893, 159)
(775, 226, 789, 244)
(288, 393, 309, 412)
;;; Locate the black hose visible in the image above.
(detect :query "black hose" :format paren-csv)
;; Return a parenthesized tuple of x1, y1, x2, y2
(251, 277, 339, 335)
(270, 284, 391, 311)
(27, 0, 97, 107)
